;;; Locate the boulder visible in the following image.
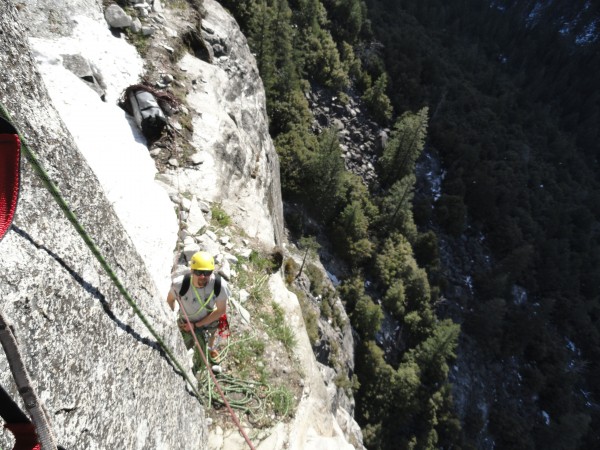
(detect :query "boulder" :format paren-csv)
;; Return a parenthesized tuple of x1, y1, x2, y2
(104, 4, 133, 29)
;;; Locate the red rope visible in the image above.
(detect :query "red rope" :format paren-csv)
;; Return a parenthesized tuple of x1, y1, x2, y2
(176, 298, 256, 450)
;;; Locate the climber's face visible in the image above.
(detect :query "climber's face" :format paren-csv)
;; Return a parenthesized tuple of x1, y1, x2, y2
(193, 269, 211, 288)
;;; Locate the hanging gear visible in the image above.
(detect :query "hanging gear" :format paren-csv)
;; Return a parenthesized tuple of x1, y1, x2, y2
(217, 313, 230, 338)
(0, 115, 21, 242)
(189, 251, 215, 271)
(1, 312, 58, 450)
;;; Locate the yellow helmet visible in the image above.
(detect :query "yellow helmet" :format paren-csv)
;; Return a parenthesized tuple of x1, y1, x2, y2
(190, 251, 215, 271)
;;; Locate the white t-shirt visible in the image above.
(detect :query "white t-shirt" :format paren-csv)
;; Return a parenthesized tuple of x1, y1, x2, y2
(171, 273, 230, 322)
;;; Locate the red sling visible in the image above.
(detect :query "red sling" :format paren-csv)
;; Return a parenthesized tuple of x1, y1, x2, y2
(0, 116, 20, 241)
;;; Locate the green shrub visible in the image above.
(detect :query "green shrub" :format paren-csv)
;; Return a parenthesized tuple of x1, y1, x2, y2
(305, 263, 325, 296)
(334, 372, 352, 390)
(249, 250, 279, 273)
(361, 74, 392, 124)
(296, 289, 319, 345)
(260, 302, 297, 352)
(211, 204, 231, 227)
(229, 331, 266, 379)
(320, 296, 333, 319)
(284, 258, 299, 284)
(126, 30, 150, 57)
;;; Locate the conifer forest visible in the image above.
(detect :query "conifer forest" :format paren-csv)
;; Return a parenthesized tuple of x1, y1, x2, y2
(221, 1, 600, 448)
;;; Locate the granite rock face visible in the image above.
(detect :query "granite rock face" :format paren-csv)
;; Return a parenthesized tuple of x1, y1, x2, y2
(0, 3, 204, 450)
(159, 0, 285, 248)
(0, 0, 363, 448)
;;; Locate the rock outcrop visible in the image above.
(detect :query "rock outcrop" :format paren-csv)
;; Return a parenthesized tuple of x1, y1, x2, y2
(158, 0, 285, 248)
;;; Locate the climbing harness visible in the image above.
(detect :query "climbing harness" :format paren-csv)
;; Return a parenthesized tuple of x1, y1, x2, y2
(189, 280, 217, 317)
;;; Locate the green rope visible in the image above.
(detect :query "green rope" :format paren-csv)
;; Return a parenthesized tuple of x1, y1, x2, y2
(197, 334, 293, 427)
(199, 373, 265, 415)
(0, 104, 201, 400)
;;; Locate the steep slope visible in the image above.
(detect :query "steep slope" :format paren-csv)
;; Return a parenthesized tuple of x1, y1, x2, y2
(1, 0, 363, 448)
(0, 2, 204, 448)
(365, 0, 600, 447)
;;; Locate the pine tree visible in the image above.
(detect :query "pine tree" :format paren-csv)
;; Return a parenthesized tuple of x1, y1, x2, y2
(407, 319, 460, 387)
(380, 107, 428, 186)
(362, 73, 393, 123)
(305, 128, 346, 220)
(378, 173, 417, 239)
(333, 200, 374, 265)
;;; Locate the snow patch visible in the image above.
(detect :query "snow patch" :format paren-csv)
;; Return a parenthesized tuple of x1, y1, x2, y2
(575, 20, 599, 45)
(512, 285, 528, 305)
(542, 410, 550, 425)
(525, 2, 545, 28)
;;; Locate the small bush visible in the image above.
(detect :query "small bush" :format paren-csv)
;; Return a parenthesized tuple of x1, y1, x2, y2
(268, 386, 295, 417)
(229, 332, 266, 379)
(126, 30, 150, 57)
(296, 289, 319, 345)
(306, 263, 325, 296)
(249, 250, 279, 274)
(334, 372, 353, 392)
(249, 274, 269, 304)
(284, 258, 299, 284)
(211, 204, 231, 227)
(320, 296, 333, 319)
(260, 302, 297, 352)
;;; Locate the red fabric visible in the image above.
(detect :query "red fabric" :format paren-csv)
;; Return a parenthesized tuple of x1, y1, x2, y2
(4, 423, 40, 450)
(0, 133, 20, 241)
(217, 314, 230, 338)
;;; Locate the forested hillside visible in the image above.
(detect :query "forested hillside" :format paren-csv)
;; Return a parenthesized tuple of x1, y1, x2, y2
(219, 0, 600, 449)
(218, 0, 462, 448)
(364, 0, 600, 448)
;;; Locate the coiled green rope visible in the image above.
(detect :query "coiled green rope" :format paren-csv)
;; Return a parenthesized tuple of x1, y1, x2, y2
(196, 334, 293, 427)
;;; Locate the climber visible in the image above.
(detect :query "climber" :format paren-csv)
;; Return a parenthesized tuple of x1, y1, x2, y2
(167, 251, 230, 366)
